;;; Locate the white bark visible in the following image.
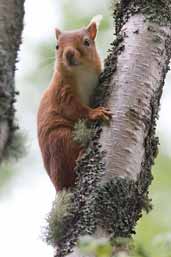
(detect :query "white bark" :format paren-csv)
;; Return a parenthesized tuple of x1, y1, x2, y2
(47, 2, 171, 257)
(101, 14, 171, 181)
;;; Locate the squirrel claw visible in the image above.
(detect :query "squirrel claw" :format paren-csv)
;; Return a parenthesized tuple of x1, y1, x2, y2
(89, 107, 112, 122)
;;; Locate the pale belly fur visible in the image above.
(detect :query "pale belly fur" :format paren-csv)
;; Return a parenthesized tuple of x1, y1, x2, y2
(76, 68, 98, 106)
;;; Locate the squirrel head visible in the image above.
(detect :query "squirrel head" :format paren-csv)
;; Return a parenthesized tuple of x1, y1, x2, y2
(54, 15, 102, 76)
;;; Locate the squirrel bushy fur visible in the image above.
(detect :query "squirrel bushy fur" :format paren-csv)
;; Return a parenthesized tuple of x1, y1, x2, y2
(37, 16, 112, 191)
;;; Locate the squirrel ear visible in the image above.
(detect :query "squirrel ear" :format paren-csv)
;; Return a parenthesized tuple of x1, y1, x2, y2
(55, 28, 61, 40)
(86, 15, 103, 40)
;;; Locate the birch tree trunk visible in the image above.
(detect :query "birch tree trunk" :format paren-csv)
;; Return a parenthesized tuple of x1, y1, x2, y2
(44, 1, 171, 256)
(0, 0, 25, 162)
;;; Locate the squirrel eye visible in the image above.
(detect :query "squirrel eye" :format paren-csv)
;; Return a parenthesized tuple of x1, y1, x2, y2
(83, 38, 90, 47)
(56, 44, 59, 50)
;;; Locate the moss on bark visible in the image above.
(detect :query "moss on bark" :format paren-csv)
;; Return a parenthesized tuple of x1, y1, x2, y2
(44, 1, 171, 256)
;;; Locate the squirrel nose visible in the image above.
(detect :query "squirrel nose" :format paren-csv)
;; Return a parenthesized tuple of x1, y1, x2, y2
(66, 50, 74, 63)
(65, 48, 79, 66)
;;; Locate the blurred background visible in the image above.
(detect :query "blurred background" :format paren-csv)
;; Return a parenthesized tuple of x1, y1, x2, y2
(0, 0, 170, 256)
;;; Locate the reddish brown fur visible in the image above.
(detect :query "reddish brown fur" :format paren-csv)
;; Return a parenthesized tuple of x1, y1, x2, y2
(37, 22, 112, 192)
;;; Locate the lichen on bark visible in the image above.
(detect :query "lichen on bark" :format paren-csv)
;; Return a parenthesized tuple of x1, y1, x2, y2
(44, 1, 171, 257)
(114, 0, 171, 33)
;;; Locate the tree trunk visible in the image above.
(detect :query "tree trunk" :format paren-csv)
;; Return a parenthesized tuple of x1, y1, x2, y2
(44, 1, 171, 256)
(0, 0, 25, 161)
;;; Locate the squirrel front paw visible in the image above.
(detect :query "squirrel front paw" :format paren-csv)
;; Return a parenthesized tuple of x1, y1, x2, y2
(88, 107, 112, 121)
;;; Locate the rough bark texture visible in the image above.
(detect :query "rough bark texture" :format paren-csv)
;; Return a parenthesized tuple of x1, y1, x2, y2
(0, 0, 25, 161)
(101, 16, 170, 180)
(44, 1, 171, 256)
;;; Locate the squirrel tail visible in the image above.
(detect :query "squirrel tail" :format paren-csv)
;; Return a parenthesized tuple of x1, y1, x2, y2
(48, 128, 82, 191)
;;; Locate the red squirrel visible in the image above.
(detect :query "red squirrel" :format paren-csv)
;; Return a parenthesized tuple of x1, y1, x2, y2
(37, 15, 112, 192)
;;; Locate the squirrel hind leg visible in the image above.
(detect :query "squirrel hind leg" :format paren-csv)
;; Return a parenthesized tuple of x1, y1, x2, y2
(48, 129, 82, 192)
